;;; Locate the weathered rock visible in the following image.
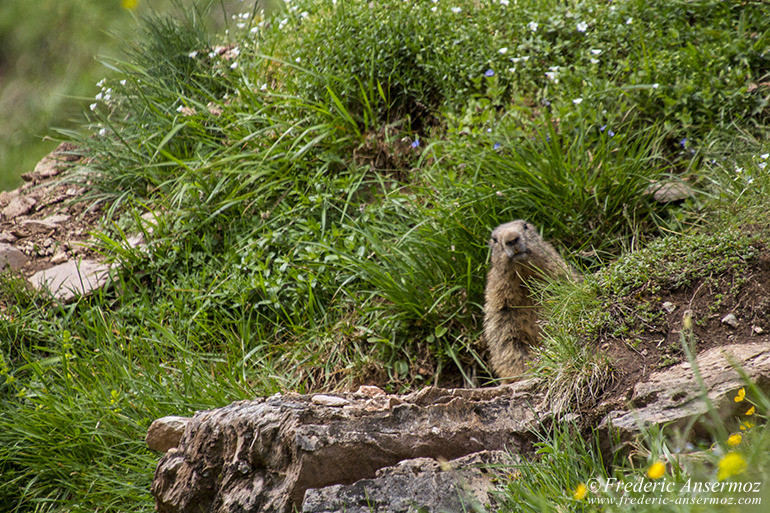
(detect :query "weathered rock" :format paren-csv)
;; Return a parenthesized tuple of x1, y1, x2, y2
(28, 259, 114, 301)
(310, 394, 350, 407)
(151, 382, 541, 513)
(301, 450, 515, 513)
(147, 416, 191, 453)
(2, 195, 36, 220)
(645, 180, 696, 203)
(721, 313, 739, 329)
(0, 243, 30, 271)
(601, 343, 770, 438)
(22, 141, 82, 182)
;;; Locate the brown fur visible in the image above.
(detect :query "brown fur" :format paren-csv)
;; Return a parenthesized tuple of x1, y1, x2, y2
(483, 220, 577, 382)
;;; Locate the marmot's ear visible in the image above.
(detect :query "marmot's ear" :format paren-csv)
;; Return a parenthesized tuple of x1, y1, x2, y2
(522, 222, 529, 231)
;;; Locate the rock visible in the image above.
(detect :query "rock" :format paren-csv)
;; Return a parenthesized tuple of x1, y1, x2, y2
(50, 251, 68, 264)
(356, 385, 386, 398)
(22, 141, 82, 182)
(0, 231, 17, 243)
(151, 382, 541, 513)
(147, 416, 191, 453)
(301, 451, 514, 513)
(0, 190, 17, 207)
(645, 180, 696, 203)
(600, 343, 770, 439)
(661, 301, 676, 314)
(721, 313, 739, 328)
(2, 195, 36, 220)
(21, 213, 71, 232)
(0, 243, 30, 271)
(311, 394, 350, 407)
(28, 259, 114, 301)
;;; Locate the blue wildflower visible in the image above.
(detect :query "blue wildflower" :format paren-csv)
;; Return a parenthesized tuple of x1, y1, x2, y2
(494, 142, 501, 150)
(484, 69, 495, 77)
(679, 138, 687, 148)
(411, 138, 420, 148)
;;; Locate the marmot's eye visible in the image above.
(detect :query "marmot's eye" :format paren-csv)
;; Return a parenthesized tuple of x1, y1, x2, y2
(506, 236, 519, 246)
(491, 236, 498, 244)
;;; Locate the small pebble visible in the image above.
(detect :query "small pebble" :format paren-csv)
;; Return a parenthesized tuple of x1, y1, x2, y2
(311, 394, 350, 407)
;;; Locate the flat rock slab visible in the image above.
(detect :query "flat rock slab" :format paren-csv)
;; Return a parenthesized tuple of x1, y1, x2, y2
(601, 342, 770, 437)
(152, 382, 542, 513)
(2, 195, 36, 220)
(301, 450, 515, 513)
(28, 259, 113, 301)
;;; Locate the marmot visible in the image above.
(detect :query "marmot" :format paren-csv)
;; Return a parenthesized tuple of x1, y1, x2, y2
(483, 220, 577, 381)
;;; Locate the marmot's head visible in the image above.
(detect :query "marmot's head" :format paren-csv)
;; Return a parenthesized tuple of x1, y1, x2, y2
(489, 220, 535, 263)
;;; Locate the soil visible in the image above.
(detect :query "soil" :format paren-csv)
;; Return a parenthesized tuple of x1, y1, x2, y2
(596, 252, 770, 412)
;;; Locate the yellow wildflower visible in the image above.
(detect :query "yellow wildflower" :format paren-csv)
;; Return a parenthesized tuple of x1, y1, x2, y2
(746, 406, 755, 416)
(573, 483, 587, 500)
(739, 421, 755, 431)
(121, 0, 139, 9)
(646, 461, 666, 479)
(734, 388, 745, 402)
(717, 452, 746, 480)
(727, 434, 742, 446)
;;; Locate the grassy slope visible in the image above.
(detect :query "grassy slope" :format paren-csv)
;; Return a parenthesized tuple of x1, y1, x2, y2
(0, 0, 769, 511)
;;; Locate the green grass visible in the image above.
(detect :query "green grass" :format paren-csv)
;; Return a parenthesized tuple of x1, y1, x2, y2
(0, 0, 769, 510)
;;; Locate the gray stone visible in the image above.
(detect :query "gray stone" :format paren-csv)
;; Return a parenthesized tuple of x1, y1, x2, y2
(600, 343, 770, 438)
(146, 416, 191, 453)
(0, 231, 17, 243)
(661, 301, 676, 314)
(0, 243, 30, 271)
(2, 195, 36, 220)
(21, 214, 70, 232)
(302, 451, 514, 513)
(721, 313, 739, 328)
(151, 382, 541, 513)
(311, 394, 350, 407)
(28, 259, 114, 301)
(645, 180, 696, 203)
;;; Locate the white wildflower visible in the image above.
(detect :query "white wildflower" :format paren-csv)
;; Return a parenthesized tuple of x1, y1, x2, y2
(590, 49, 602, 55)
(499, 47, 508, 54)
(89, 103, 98, 111)
(573, 98, 583, 105)
(761, 153, 769, 159)
(528, 21, 538, 32)
(188, 51, 198, 59)
(626, 17, 633, 24)
(576, 21, 588, 32)
(451, 7, 462, 13)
